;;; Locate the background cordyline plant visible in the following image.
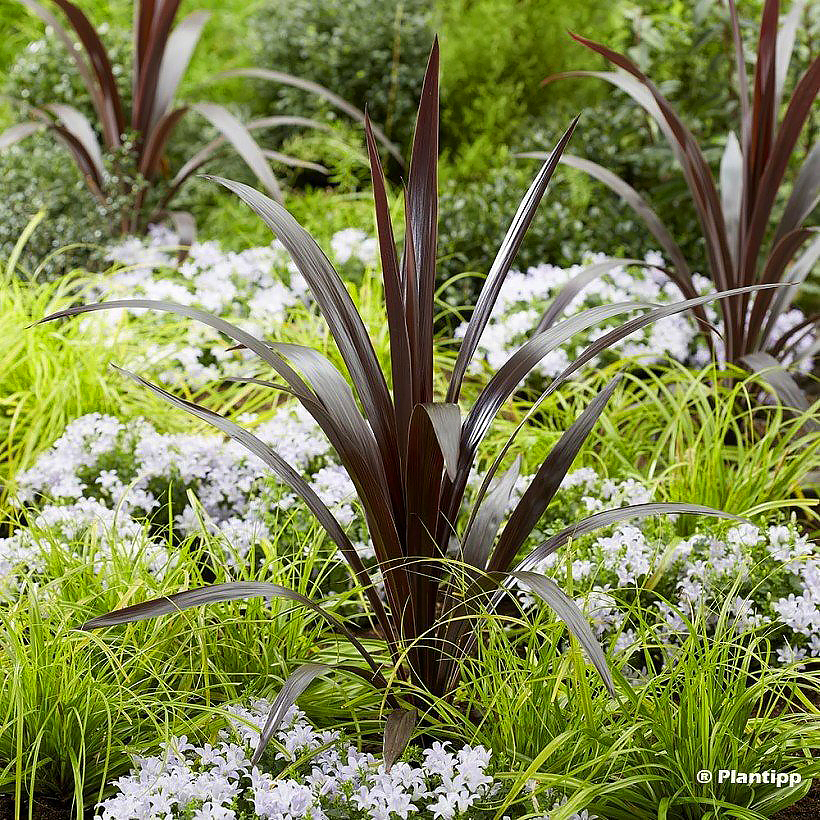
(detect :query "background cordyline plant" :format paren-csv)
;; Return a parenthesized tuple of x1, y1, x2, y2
(522, 0, 819, 407)
(39, 41, 751, 766)
(0, 0, 399, 239)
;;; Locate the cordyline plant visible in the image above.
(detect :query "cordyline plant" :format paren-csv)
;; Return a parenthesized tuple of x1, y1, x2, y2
(1, 0, 399, 238)
(39, 41, 749, 765)
(522, 0, 819, 407)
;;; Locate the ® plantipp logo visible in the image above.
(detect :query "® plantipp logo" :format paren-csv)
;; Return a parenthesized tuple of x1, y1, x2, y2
(696, 770, 803, 788)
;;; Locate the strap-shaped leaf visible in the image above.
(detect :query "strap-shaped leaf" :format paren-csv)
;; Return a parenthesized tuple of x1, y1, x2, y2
(719, 132, 743, 270)
(773, 142, 820, 246)
(80, 580, 382, 676)
(517, 504, 744, 573)
(205, 177, 402, 515)
(134, 0, 157, 83)
(139, 106, 188, 176)
(741, 56, 819, 278)
(417, 403, 461, 483)
(190, 104, 282, 202)
(132, 0, 182, 133)
(523, 152, 693, 289)
(51, 0, 125, 145)
(438, 300, 648, 550)
(0, 122, 42, 149)
(168, 116, 332, 190)
(44, 103, 105, 181)
(384, 708, 417, 771)
(774, 0, 806, 112)
(463, 302, 647, 457)
(747, 0, 780, 204)
(535, 258, 660, 333)
(542, 285, 781, 403)
(771, 313, 819, 360)
(261, 150, 328, 174)
(150, 10, 210, 127)
(250, 663, 394, 766)
(761, 234, 820, 345)
(447, 117, 578, 403)
(405, 405, 458, 562)
(404, 403, 461, 676)
(35, 298, 401, 631)
(745, 228, 817, 347)
(34, 312, 392, 640)
(741, 352, 813, 418)
(402, 184, 421, 405)
(252, 663, 333, 765)
(543, 70, 682, 164)
(727, 0, 750, 149)
(488, 376, 622, 573)
(511, 570, 613, 694)
(406, 39, 440, 405)
(28, 114, 107, 195)
(461, 456, 521, 572)
(365, 112, 412, 461)
(36, 298, 313, 397)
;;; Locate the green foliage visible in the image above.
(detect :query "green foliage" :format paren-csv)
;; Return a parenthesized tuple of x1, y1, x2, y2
(0, 137, 115, 275)
(0, 267, 153, 501)
(4, 27, 131, 120)
(435, 0, 620, 151)
(439, 600, 819, 818)
(250, 0, 433, 152)
(0, 522, 336, 810)
(436, 118, 676, 304)
(440, 1, 819, 309)
(598, 361, 820, 524)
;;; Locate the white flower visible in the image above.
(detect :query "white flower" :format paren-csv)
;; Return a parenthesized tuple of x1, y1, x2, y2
(100, 700, 495, 820)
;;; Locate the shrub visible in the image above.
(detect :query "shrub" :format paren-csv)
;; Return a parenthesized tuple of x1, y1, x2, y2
(0, 135, 115, 274)
(40, 40, 746, 769)
(250, 0, 433, 153)
(435, 0, 620, 151)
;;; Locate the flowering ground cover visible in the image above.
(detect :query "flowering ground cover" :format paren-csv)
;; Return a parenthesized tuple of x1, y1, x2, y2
(2, 243, 817, 817)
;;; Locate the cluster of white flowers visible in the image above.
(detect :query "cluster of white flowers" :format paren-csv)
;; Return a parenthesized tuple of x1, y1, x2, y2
(563, 521, 820, 665)
(98, 700, 500, 820)
(94, 225, 378, 387)
(5, 405, 353, 589)
(330, 228, 379, 267)
(457, 252, 705, 378)
(10, 402, 816, 669)
(457, 250, 815, 377)
(0, 498, 169, 597)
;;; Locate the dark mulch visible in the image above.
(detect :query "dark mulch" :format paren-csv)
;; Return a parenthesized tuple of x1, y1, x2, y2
(774, 779, 820, 820)
(0, 796, 71, 820)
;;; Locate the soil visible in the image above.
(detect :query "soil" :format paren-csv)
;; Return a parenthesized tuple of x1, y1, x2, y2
(0, 796, 71, 820)
(774, 779, 820, 820)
